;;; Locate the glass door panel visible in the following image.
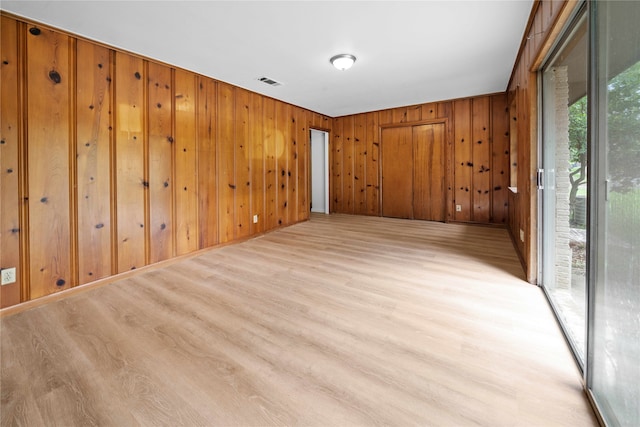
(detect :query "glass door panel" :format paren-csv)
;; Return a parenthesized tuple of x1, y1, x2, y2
(541, 12, 588, 365)
(590, 2, 640, 425)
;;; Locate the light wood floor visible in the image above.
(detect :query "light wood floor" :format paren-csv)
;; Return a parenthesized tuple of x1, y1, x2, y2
(1, 214, 597, 426)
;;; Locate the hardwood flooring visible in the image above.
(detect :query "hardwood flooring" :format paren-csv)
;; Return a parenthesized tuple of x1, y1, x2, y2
(1, 214, 597, 426)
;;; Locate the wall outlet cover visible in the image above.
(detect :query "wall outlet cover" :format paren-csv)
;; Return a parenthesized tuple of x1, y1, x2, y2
(455, 204, 462, 212)
(1, 267, 16, 285)
(253, 214, 259, 223)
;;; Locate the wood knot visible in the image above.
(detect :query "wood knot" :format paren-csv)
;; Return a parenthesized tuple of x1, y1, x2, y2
(134, 71, 141, 80)
(49, 70, 61, 84)
(29, 27, 41, 36)
(56, 279, 66, 287)
(95, 223, 104, 229)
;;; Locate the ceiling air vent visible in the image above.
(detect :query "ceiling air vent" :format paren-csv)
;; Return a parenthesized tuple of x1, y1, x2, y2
(257, 76, 282, 87)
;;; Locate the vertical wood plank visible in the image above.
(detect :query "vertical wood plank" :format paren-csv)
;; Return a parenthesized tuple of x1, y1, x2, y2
(453, 99, 472, 221)
(296, 109, 309, 221)
(147, 62, 173, 263)
(407, 105, 421, 122)
(342, 116, 355, 214)
(217, 82, 235, 243)
(379, 109, 393, 125)
(288, 106, 298, 223)
(472, 97, 491, 223)
(391, 107, 407, 124)
(421, 103, 438, 120)
(234, 88, 251, 238)
(115, 52, 146, 272)
(413, 123, 445, 222)
(76, 40, 112, 283)
(249, 92, 264, 234)
(26, 25, 73, 298)
(275, 102, 289, 226)
(353, 114, 367, 214)
(174, 69, 198, 254)
(331, 118, 343, 213)
(381, 127, 413, 219)
(365, 112, 380, 216)
(1, 16, 22, 307)
(491, 94, 510, 223)
(263, 98, 277, 230)
(197, 76, 217, 248)
(437, 101, 454, 221)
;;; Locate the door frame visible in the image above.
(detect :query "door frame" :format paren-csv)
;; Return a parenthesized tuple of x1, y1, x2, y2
(309, 128, 330, 214)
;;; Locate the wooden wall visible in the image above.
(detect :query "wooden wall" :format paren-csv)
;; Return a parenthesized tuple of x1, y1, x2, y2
(507, 0, 580, 282)
(331, 94, 510, 224)
(0, 14, 331, 308)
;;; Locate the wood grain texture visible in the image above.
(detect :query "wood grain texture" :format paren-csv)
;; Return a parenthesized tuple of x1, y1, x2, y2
(1, 214, 597, 426)
(234, 88, 251, 239)
(365, 112, 380, 216)
(491, 94, 509, 224)
(1, 13, 330, 307)
(453, 99, 472, 222)
(26, 25, 73, 297)
(115, 52, 146, 272)
(354, 114, 367, 214)
(263, 98, 277, 230)
(217, 82, 235, 244)
(413, 123, 445, 221)
(472, 96, 491, 222)
(147, 62, 173, 263)
(381, 126, 413, 219)
(331, 118, 343, 213)
(197, 76, 218, 248)
(174, 69, 198, 255)
(250, 92, 265, 234)
(1, 16, 22, 307)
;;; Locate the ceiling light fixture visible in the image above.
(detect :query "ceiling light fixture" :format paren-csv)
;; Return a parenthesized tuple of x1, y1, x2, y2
(330, 54, 356, 71)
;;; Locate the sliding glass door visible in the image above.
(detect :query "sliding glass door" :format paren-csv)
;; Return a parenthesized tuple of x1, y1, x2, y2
(541, 10, 588, 364)
(589, 2, 640, 425)
(541, 2, 639, 425)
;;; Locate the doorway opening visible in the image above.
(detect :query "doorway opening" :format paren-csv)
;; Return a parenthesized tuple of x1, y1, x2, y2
(310, 129, 329, 214)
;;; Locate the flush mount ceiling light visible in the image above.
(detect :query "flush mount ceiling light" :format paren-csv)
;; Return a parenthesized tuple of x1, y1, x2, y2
(330, 54, 356, 71)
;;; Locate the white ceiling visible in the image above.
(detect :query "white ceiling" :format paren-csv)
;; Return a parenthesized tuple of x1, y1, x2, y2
(2, 1, 533, 117)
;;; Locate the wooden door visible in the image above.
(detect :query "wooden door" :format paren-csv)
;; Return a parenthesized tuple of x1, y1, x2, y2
(382, 127, 413, 218)
(413, 123, 445, 221)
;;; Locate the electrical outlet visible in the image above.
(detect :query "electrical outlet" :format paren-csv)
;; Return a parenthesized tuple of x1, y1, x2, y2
(1, 267, 16, 285)
(253, 214, 259, 224)
(520, 229, 525, 242)
(455, 204, 462, 212)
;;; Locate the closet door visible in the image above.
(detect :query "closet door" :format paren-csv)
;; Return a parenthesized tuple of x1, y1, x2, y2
(381, 126, 413, 219)
(413, 123, 445, 221)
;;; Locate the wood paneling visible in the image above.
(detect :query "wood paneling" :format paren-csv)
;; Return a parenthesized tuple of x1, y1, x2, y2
(331, 118, 343, 213)
(1, 14, 327, 307)
(1, 16, 22, 307)
(472, 96, 491, 223)
(381, 127, 413, 219)
(217, 82, 235, 244)
(174, 69, 199, 254)
(115, 52, 146, 273)
(506, 0, 581, 281)
(365, 112, 380, 216)
(263, 98, 277, 230)
(276, 102, 289, 226)
(491, 94, 509, 224)
(342, 117, 355, 214)
(197, 76, 218, 248)
(147, 62, 173, 263)
(234, 88, 251, 239)
(413, 124, 445, 222)
(250, 92, 264, 234)
(26, 25, 73, 298)
(354, 114, 367, 214)
(453, 99, 472, 222)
